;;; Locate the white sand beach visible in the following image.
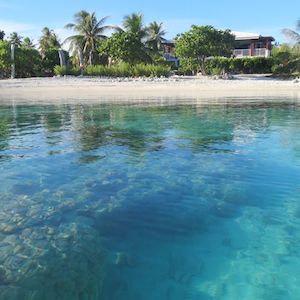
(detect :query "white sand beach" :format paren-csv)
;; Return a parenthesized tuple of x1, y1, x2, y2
(0, 75, 300, 105)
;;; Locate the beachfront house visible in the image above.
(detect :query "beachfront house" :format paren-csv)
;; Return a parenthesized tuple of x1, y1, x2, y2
(232, 32, 274, 58)
(161, 31, 275, 65)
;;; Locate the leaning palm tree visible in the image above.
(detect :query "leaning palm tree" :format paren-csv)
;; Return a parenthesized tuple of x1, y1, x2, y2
(146, 21, 166, 52)
(39, 27, 61, 56)
(65, 11, 117, 65)
(282, 20, 300, 45)
(122, 13, 147, 41)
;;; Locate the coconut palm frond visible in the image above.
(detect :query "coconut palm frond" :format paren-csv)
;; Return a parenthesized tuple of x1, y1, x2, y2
(297, 19, 300, 31)
(282, 28, 300, 43)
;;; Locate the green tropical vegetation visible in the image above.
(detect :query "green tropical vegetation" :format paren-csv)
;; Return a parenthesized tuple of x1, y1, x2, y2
(54, 63, 170, 77)
(64, 10, 118, 66)
(176, 25, 235, 75)
(273, 20, 300, 75)
(9, 32, 23, 48)
(0, 15, 300, 79)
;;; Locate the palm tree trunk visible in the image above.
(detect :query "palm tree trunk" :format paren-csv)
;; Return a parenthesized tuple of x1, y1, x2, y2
(78, 48, 84, 76)
(89, 51, 93, 65)
(11, 43, 15, 79)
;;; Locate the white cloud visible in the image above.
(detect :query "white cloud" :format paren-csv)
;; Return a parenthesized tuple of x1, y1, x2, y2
(0, 20, 35, 35)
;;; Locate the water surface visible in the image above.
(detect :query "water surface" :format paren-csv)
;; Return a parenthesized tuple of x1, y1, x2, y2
(0, 101, 300, 300)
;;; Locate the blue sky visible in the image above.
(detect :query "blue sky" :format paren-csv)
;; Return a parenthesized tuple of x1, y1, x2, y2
(0, 0, 299, 44)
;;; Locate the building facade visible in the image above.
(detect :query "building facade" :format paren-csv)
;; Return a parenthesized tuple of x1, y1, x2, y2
(161, 32, 275, 65)
(232, 32, 274, 58)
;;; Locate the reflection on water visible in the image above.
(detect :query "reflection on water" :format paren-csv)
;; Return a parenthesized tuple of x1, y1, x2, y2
(0, 102, 300, 299)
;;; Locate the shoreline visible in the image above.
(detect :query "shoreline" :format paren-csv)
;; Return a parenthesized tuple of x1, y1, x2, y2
(0, 76, 300, 105)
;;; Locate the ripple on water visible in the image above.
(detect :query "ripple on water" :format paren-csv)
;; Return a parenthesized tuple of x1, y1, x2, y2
(0, 102, 300, 299)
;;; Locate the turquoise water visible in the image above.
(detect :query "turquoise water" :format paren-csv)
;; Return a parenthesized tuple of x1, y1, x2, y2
(0, 101, 300, 300)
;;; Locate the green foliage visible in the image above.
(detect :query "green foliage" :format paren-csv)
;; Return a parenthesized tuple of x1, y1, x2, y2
(22, 37, 35, 49)
(41, 49, 69, 75)
(39, 27, 60, 56)
(179, 57, 274, 75)
(131, 64, 170, 77)
(65, 11, 118, 65)
(123, 13, 147, 40)
(54, 65, 81, 76)
(0, 41, 11, 78)
(176, 25, 235, 74)
(179, 58, 199, 75)
(53, 63, 171, 77)
(146, 21, 166, 52)
(0, 40, 43, 78)
(98, 31, 151, 64)
(271, 44, 300, 75)
(15, 47, 42, 78)
(9, 32, 23, 47)
(209, 57, 274, 74)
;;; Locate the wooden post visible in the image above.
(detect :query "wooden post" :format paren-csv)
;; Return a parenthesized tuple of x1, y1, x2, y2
(249, 42, 255, 56)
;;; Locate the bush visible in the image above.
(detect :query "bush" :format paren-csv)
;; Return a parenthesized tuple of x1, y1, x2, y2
(15, 47, 42, 78)
(42, 49, 69, 76)
(179, 58, 199, 75)
(0, 42, 43, 78)
(54, 65, 81, 76)
(206, 57, 274, 75)
(272, 58, 300, 75)
(179, 57, 275, 75)
(271, 44, 300, 75)
(54, 63, 171, 78)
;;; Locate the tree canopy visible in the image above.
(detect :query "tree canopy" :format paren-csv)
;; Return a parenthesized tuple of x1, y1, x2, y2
(146, 21, 166, 52)
(122, 13, 147, 41)
(176, 25, 235, 74)
(98, 31, 151, 64)
(9, 32, 23, 47)
(39, 27, 61, 56)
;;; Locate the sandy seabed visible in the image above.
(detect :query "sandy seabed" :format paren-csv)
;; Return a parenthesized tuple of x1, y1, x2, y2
(0, 75, 300, 105)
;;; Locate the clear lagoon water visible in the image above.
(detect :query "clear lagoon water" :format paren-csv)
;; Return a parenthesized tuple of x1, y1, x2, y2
(0, 100, 300, 300)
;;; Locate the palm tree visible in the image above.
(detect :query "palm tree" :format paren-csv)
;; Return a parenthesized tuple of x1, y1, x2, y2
(9, 32, 23, 47)
(22, 37, 35, 49)
(146, 21, 166, 52)
(282, 20, 300, 45)
(39, 27, 61, 56)
(122, 13, 147, 40)
(65, 10, 117, 65)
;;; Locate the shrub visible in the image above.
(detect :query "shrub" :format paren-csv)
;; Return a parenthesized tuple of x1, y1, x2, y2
(271, 44, 300, 75)
(205, 57, 274, 75)
(42, 49, 69, 76)
(54, 65, 81, 76)
(53, 63, 171, 77)
(179, 58, 199, 75)
(15, 47, 42, 78)
(272, 58, 300, 75)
